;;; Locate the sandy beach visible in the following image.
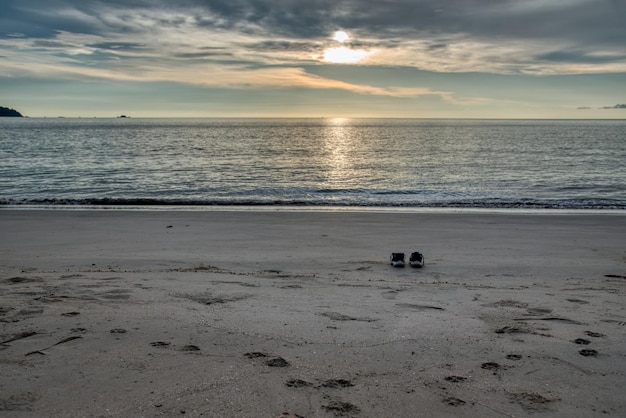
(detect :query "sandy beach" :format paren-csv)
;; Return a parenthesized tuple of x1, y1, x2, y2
(1, 209, 625, 417)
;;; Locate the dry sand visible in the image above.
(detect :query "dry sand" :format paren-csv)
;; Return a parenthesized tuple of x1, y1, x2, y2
(0, 209, 625, 417)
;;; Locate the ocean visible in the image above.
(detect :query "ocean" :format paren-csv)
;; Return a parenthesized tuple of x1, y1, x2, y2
(1, 118, 625, 210)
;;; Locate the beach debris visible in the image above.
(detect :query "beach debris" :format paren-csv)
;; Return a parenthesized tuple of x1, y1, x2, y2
(1, 331, 38, 345)
(513, 316, 583, 325)
(61, 311, 80, 317)
(566, 298, 589, 304)
(397, 303, 444, 311)
(175, 265, 222, 273)
(604, 274, 626, 279)
(25, 335, 82, 356)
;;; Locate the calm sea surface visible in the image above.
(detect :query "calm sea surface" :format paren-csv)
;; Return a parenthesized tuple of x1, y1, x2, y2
(1, 118, 625, 210)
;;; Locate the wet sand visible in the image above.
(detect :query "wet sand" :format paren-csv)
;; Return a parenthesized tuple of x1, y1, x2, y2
(1, 209, 625, 417)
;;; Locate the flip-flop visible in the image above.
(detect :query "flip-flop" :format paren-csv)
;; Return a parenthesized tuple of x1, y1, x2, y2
(409, 252, 424, 267)
(390, 252, 405, 267)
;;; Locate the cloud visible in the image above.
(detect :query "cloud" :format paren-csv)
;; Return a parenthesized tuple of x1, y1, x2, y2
(578, 104, 626, 110)
(538, 50, 626, 65)
(0, 0, 624, 105)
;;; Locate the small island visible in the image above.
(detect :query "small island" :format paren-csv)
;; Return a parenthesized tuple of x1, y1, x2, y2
(0, 106, 24, 117)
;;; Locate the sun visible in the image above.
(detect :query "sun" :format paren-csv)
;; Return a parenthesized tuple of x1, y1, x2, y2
(323, 30, 370, 63)
(333, 30, 349, 43)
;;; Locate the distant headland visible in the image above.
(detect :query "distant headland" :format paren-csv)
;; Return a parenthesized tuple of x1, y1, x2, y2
(0, 106, 23, 117)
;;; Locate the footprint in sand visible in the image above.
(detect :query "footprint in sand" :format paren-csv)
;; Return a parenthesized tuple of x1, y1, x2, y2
(481, 362, 502, 375)
(509, 392, 554, 412)
(319, 379, 354, 388)
(285, 379, 313, 388)
(180, 345, 200, 352)
(150, 341, 171, 347)
(444, 376, 467, 383)
(244, 351, 269, 359)
(585, 331, 605, 338)
(573, 338, 590, 345)
(443, 397, 466, 406)
(506, 354, 523, 360)
(0, 392, 39, 411)
(322, 400, 360, 414)
(579, 349, 598, 357)
(495, 326, 529, 334)
(266, 357, 290, 367)
(244, 352, 290, 367)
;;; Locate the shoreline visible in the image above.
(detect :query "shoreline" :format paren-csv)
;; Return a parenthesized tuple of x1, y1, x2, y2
(1, 210, 625, 417)
(2, 204, 626, 215)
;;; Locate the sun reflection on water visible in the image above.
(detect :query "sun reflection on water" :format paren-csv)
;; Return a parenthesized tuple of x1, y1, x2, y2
(320, 118, 362, 190)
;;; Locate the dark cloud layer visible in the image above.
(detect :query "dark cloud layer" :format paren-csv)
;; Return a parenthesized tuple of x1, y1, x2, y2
(3, 0, 625, 44)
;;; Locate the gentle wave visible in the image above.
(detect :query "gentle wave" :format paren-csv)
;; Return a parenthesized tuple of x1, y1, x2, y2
(2, 197, 625, 210)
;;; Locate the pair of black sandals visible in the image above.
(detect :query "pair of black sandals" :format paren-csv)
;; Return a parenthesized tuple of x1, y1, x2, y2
(390, 252, 424, 268)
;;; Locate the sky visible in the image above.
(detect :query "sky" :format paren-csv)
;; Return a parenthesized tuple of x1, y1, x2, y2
(1, 0, 625, 118)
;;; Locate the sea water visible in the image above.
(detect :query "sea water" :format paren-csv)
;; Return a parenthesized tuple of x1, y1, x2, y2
(1, 118, 625, 210)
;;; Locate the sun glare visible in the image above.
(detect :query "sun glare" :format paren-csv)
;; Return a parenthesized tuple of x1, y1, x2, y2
(323, 47, 369, 64)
